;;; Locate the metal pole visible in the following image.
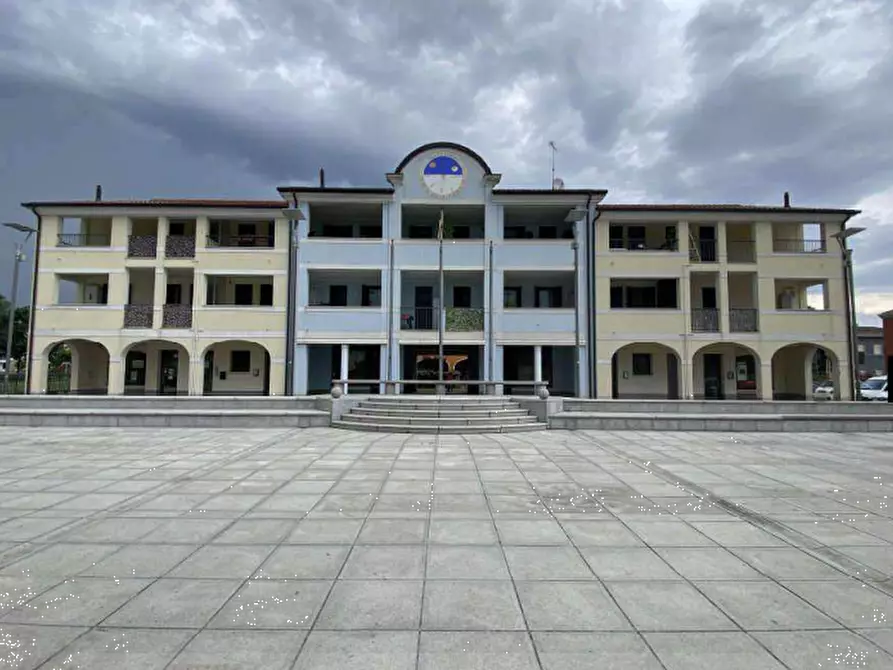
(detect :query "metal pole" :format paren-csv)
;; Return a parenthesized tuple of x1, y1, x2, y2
(437, 210, 444, 387)
(572, 237, 580, 397)
(4, 244, 22, 392)
(845, 248, 860, 401)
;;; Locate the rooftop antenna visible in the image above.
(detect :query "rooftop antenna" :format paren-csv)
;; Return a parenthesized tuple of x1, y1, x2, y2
(549, 141, 558, 188)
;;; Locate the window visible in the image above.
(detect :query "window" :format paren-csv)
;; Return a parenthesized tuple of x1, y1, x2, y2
(322, 224, 352, 238)
(230, 350, 251, 373)
(237, 222, 255, 237)
(329, 285, 348, 307)
(610, 285, 623, 308)
(166, 284, 182, 305)
(858, 351, 866, 365)
(627, 226, 646, 250)
(609, 225, 624, 249)
(626, 286, 656, 308)
(359, 225, 381, 238)
(535, 287, 562, 308)
(503, 287, 522, 308)
(361, 285, 381, 307)
(505, 226, 526, 239)
(168, 221, 185, 236)
(259, 284, 273, 306)
(409, 225, 432, 239)
(632, 353, 652, 376)
(234, 284, 254, 305)
(453, 286, 472, 308)
(538, 226, 557, 239)
(451, 226, 470, 239)
(873, 344, 883, 356)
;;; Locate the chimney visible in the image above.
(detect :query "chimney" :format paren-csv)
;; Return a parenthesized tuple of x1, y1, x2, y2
(319, 168, 325, 188)
(783, 191, 790, 208)
(95, 184, 103, 202)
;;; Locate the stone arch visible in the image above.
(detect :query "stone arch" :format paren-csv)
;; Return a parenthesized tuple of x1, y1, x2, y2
(42, 339, 110, 394)
(121, 339, 191, 395)
(201, 340, 271, 396)
(691, 341, 762, 400)
(771, 342, 841, 401)
(610, 342, 682, 399)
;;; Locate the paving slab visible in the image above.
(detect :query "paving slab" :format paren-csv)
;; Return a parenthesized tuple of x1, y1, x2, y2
(0, 426, 892, 668)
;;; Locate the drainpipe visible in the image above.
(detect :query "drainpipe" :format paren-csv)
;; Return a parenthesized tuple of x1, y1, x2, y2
(284, 196, 298, 396)
(587, 197, 597, 398)
(386, 235, 395, 389)
(572, 234, 580, 397)
(24, 207, 42, 394)
(488, 239, 494, 390)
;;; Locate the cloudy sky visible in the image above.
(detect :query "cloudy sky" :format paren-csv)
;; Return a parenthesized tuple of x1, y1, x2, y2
(1, 0, 891, 323)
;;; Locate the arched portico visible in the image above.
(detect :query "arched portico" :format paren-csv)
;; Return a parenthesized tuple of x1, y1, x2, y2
(610, 343, 682, 399)
(201, 340, 271, 395)
(692, 342, 762, 400)
(771, 343, 841, 400)
(42, 339, 110, 394)
(122, 340, 190, 395)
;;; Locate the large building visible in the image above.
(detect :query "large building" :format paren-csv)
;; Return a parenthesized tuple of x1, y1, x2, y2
(856, 325, 885, 380)
(21, 142, 861, 400)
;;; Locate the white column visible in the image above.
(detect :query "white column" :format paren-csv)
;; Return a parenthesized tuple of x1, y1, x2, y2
(294, 344, 308, 395)
(340, 344, 349, 394)
(153, 268, 166, 329)
(759, 362, 773, 400)
(534, 345, 543, 383)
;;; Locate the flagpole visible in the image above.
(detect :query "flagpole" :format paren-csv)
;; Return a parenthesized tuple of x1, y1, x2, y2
(437, 209, 445, 390)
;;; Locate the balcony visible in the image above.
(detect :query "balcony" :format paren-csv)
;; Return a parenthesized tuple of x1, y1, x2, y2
(402, 306, 436, 330)
(165, 235, 196, 258)
(207, 234, 274, 248)
(691, 308, 719, 332)
(730, 308, 759, 332)
(773, 238, 826, 254)
(609, 223, 678, 252)
(400, 307, 485, 332)
(299, 307, 386, 334)
(689, 239, 718, 263)
(123, 304, 153, 329)
(57, 233, 111, 247)
(162, 304, 192, 329)
(128, 235, 158, 258)
(500, 308, 576, 333)
(494, 241, 574, 269)
(393, 240, 487, 268)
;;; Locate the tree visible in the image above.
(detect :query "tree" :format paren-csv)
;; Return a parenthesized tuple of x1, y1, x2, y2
(0, 297, 29, 371)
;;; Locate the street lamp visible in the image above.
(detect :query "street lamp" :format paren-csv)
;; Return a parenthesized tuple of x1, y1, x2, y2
(831, 226, 866, 401)
(2, 222, 37, 392)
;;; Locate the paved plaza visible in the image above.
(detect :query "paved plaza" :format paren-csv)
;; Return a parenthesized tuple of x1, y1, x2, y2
(0, 427, 891, 669)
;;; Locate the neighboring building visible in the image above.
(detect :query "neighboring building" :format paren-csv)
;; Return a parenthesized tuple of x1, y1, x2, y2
(23, 200, 289, 395)
(856, 325, 885, 380)
(21, 142, 861, 399)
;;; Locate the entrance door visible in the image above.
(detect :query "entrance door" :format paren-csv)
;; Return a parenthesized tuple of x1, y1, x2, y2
(159, 350, 179, 395)
(701, 287, 717, 309)
(415, 286, 434, 330)
(125, 351, 147, 394)
(703, 353, 723, 399)
(203, 351, 214, 395)
(667, 353, 679, 399)
(698, 227, 717, 262)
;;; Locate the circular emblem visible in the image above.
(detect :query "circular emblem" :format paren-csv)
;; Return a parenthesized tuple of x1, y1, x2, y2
(421, 155, 464, 197)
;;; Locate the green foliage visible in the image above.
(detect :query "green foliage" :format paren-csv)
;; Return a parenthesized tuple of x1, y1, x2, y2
(0, 297, 30, 368)
(445, 308, 484, 332)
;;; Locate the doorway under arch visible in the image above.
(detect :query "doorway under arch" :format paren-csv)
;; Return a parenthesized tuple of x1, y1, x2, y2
(611, 343, 681, 399)
(772, 343, 840, 400)
(202, 341, 271, 395)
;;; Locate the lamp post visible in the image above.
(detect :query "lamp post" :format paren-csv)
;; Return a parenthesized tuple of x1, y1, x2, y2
(2, 223, 37, 392)
(831, 226, 866, 401)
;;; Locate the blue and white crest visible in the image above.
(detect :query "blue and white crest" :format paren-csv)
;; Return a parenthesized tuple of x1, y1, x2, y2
(421, 155, 464, 197)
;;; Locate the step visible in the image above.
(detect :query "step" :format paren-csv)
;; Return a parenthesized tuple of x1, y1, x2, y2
(562, 399, 893, 416)
(0, 395, 322, 411)
(359, 400, 519, 411)
(331, 420, 547, 434)
(549, 411, 893, 432)
(0, 408, 330, 429)
(341, 413, 540, 427)
(348, 407, 531, 418)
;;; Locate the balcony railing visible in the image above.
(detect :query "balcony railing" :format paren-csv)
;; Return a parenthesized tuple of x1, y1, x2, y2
(446, 308, 484, 331)
(123, 304, 153, 329)
(401, 307, 435, 330)
(162, 304, 192, 328)
(730, 308, 759, 332)
(57, 233, 111, 247)
(610, 238, 678, 251)
(691, 308, 719, 332)
(773, 238, 827, 253)
(207, 235, 274, 248)
(127, 235, 157, 258)
(689, 239, 717, 262)
(726, 240, 756, 263)
(165, 235, 196, 258)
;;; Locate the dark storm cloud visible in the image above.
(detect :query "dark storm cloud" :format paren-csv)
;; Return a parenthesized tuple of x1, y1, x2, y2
(0, 0, 892, 314)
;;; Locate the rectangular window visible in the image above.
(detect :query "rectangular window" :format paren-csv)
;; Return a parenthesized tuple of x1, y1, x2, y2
(632, 353, 652, 376)
(322, 224, 352, 238)
(409, 225, 432, 239)
(504, 226, 526, 239)
(858, 351, 866, 365)
(168, 221, 185, 236)
(626, 286, 656, 308)
(230, 350, 251, 373)
(534, 287, 562, 308)
(538, 226, 557, 239)
(451, 225, 470, 239)
(610, 285, 623, 308)
(627, 225, 646, 250)
(329, 285, 348, 307)
(359, 225, 381, 238)
(453, 286, 472, 308)
(873, 344, 883, 356)
(234, 284, 254, 305)
(166, 284, 182, 305)
(361, 285, 381, 307)
(259, 284, 273, 306)
(503, 287, 522, 308)
(609, 225, 624, 249)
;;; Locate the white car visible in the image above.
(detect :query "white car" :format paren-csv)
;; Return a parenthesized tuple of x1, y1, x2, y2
(860, 375, 888, 401)
(812, 383, 835, 400)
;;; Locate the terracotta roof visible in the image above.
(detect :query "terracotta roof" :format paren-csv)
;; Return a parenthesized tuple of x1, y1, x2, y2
(277, 186, 394, 194)
(493, 188, 608, 196)
(22, 198, 287, 209)
(599, 203, 860, 216)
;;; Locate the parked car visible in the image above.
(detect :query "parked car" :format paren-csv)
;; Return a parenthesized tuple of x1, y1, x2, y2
(812, 382, 835, 400)
(860, 375, 888, 401)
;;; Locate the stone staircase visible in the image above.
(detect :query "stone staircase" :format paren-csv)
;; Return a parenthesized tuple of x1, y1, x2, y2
(550, 399, 893, 432)
(0, 395, 330, 428)
(333, 395, 548, 433)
